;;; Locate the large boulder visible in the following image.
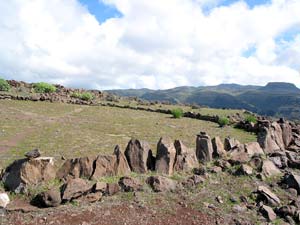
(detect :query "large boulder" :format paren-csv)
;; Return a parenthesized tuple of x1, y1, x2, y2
(244, 142, 264, 157)
(90, 155, 117, 180)
(261, 160, 282, 178)
(155, 137, 176, 175)
(33, 189, 61, 207)
(228, 145, 249, 165)
(56, 156, 97, 180)
(173, 140, 198, 171)
(256, 186, 281, 207)
(2, 157, 56, 193)
(224, 137, 240, 151)
(61, 178, 93, 202)
(281, 173, 300, 194)
(212, 137, 226, 158)
(146, 176, 177, 192)
(118, 176, 143, 192)
(259, 205, 277, 222)
(196, 132, 213, 163)
(124, 139, 152, 173)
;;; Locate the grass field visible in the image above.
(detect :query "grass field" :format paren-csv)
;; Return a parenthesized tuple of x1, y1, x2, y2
(0, 100, 256, 168)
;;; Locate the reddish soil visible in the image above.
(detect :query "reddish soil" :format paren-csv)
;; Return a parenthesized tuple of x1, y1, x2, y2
(3, 199, 219, 225)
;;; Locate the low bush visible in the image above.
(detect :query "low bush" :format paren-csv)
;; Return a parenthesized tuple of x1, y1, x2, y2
(0, 78, 10, 91)
(245, 115, 257, 123)
(218, 117, 230, 127)
(171, 108, 184, 119)
(33, 82, 56, 93)
(71, 92, 94, 101)
(80, 92, 94, 101)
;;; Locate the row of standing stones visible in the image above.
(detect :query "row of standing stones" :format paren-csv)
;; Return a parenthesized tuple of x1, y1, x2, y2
(1, 119, 300, 222)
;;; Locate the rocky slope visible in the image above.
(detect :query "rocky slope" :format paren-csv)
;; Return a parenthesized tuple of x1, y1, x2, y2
(2, 118, 300, 224)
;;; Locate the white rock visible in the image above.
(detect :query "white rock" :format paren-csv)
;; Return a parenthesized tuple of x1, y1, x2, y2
(0, 193, 10, 208)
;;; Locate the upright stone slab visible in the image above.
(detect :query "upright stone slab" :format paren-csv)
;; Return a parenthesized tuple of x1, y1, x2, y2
(196, 132, 213, 163)
(124, 139, 151, 173)
(174, 140, 198, 171)
(278, 120, 293, 148)
(113, 145, 131, 176)
(212, 136, 226, 158)
(155, 137, 176, 175)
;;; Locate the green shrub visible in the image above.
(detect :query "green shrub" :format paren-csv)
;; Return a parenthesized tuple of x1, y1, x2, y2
(80, 92, 94, 101)
(218, 117, 230, 127)
(71, 92, 81, 98)
(0, 78, 10, 91)
(245, 115, 257, 123)
(71, 92, 94, 101)
(33, 82, 56, 93)
(171, 108, 184, 119)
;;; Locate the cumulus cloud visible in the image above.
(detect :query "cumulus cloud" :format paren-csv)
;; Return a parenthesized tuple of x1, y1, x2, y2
(0, 0, 299, 89)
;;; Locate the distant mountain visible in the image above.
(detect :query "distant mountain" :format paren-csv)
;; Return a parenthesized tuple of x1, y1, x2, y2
(107, 82, 300, 120)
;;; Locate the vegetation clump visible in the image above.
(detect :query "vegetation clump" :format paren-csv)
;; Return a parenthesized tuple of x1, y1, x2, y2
(33, 82, 56, 93)
(245, 115, 257, 123)
(218, 117, 230, 127)
(71, 92, 94, 101)
(171, 108, 184, 119)
(0, 78, 10, 91)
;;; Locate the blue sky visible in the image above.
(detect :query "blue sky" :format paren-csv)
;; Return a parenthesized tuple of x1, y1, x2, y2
(79, 0, 272, 23)
(79, 0, 122, 23)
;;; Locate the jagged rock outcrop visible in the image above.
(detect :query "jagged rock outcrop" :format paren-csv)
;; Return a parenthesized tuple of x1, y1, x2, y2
(155, 137, 176, 175)
(196, 132, 213, 162)
(124, 139, 152, 173)
(257, 121, 285, 154)
(174, 140, 198, 171)
(2, 157, 56, 193)
(57, 146, 130, 181)
(212, 137, 226, 158)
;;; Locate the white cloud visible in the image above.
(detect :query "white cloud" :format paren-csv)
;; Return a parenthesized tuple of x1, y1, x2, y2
(0, 0, 299, 89)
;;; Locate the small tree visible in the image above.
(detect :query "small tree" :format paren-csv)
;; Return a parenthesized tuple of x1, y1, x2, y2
(33, 82, 56, 93)
(218, 117, 230, 127)
(171, 108, 184, 119)
(0, 78, 10, 91)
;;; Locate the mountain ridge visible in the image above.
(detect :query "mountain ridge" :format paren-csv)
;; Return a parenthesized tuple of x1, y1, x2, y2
(107, 82, 300, 120)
